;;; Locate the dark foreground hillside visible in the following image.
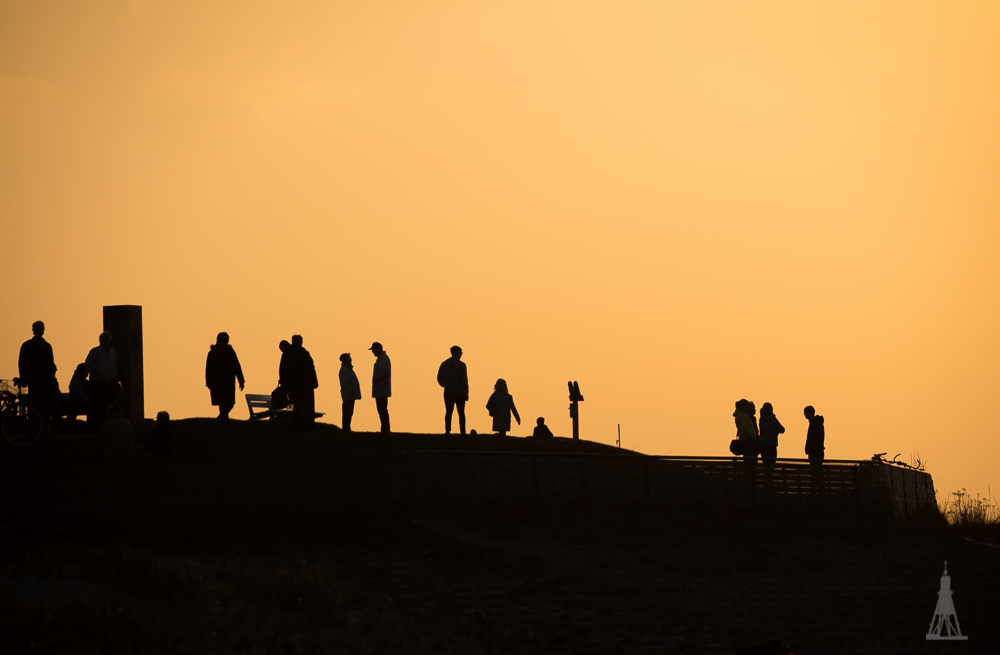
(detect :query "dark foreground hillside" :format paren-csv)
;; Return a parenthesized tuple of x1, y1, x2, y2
(2, 418, 631, 459)
(3, 509, 999, 654)
(2, 422, 997, 653)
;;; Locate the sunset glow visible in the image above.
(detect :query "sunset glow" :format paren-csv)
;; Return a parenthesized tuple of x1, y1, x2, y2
(3, 1, 998, 499)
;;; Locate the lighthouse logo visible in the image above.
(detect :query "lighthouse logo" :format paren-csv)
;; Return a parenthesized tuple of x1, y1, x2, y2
(926, 561, 968, 640)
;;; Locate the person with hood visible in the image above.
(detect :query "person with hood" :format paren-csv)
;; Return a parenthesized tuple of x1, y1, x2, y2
(804, 405, 826, 493)
(733, 399, 758, 482)
(338, 353, 362, 432)
(205, 332, 245, 427)
(437, 345, 469, 435)
(758, 402, 785, 486)
(486, 378, 520, 436)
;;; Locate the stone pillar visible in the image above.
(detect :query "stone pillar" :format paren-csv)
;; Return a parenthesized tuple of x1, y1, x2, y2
(103, 305, 144, 423)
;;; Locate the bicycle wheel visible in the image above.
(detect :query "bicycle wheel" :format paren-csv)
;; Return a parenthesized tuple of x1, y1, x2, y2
(2, 402, 43, 446)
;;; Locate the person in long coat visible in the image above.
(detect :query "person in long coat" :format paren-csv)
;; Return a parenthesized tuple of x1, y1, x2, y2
(485, 378, 520, 436)
(205, 332, 245, 427)
(283, 334, 318, 430)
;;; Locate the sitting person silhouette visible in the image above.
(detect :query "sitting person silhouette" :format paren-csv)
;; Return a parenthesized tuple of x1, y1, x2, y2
(532, 417, 554, 437)
(145, 411, 175, 457)
(68, 363, 91, 411)
(485, 378, 520, 436)
(96, 404, 134, 458)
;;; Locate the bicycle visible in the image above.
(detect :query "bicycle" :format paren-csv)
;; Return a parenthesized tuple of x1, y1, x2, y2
(1, 378, 44, 446)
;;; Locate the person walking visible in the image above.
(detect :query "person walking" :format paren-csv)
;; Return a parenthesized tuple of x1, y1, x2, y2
(18, 320, 57, 434)
(369, 342, 391, 433)
(804, 405, 826, 494)
(486, 378, 520, 436)
(437, 345, 469, 434)
(205, 332, 245, 428)
(85, 332, 119, 430)
(758, 402, 785, 488)
(283, 335, 318, 430)
(733, 399, 758, 484)
(338, 353, 362, 432)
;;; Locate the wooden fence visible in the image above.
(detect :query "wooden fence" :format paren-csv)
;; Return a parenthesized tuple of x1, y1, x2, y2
(0, 452, 936, 523)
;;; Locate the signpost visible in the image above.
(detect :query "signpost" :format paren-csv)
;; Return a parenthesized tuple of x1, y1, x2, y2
(568, 381, 583, 440)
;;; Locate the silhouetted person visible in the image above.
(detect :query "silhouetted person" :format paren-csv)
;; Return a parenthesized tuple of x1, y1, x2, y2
(97, 404, 134, 458)
(18, 320, 57, 434)
(804, 405, 825, 493)
(532, 417, 553, 438)
(205, 332, 245, 428)
(145, 411, 175, 457)
(437, 345, 469, 434)
(339, 353, 361, 432)
(734, 399, 757, 483)
(486, 378, 520, 436)
(85, 332, 119, 430)
(282, 335, 318, 429)
(68, 363, 91, 412)
(758, 402, 785, 487)
(747, 400, 759, 444)
(370, 342, 391, 433)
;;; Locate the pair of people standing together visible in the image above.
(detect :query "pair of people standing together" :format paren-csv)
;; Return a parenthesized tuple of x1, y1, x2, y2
(337, 342, 392, 433)
(435, 346, 521, 436)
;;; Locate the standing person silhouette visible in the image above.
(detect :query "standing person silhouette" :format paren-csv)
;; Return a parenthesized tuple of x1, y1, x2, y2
(18, 321, 56, 434)
(486, 378, 520, 436)
(437, 345, 469, 434)
(205, 332, 245, 428)
(338, 353, 361, 432)
(284, 335, 318, 430)
(804, 405, 826, 493)
(758, 402, 785, 487)
(733, 399, 758, 484)
(369, 342, 391, 433)
(85, 332, 119, 430)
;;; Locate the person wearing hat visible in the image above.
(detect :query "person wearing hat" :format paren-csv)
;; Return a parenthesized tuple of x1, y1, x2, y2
(436, 345, 469, 435)
(338, 353, 362, 432)
(369, 342, 391, 433)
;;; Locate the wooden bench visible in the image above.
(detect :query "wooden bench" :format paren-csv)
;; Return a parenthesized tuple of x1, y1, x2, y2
(245, 394, 325, 421)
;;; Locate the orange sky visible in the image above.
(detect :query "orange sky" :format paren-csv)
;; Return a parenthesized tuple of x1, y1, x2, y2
(3, 1, 999, 502)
